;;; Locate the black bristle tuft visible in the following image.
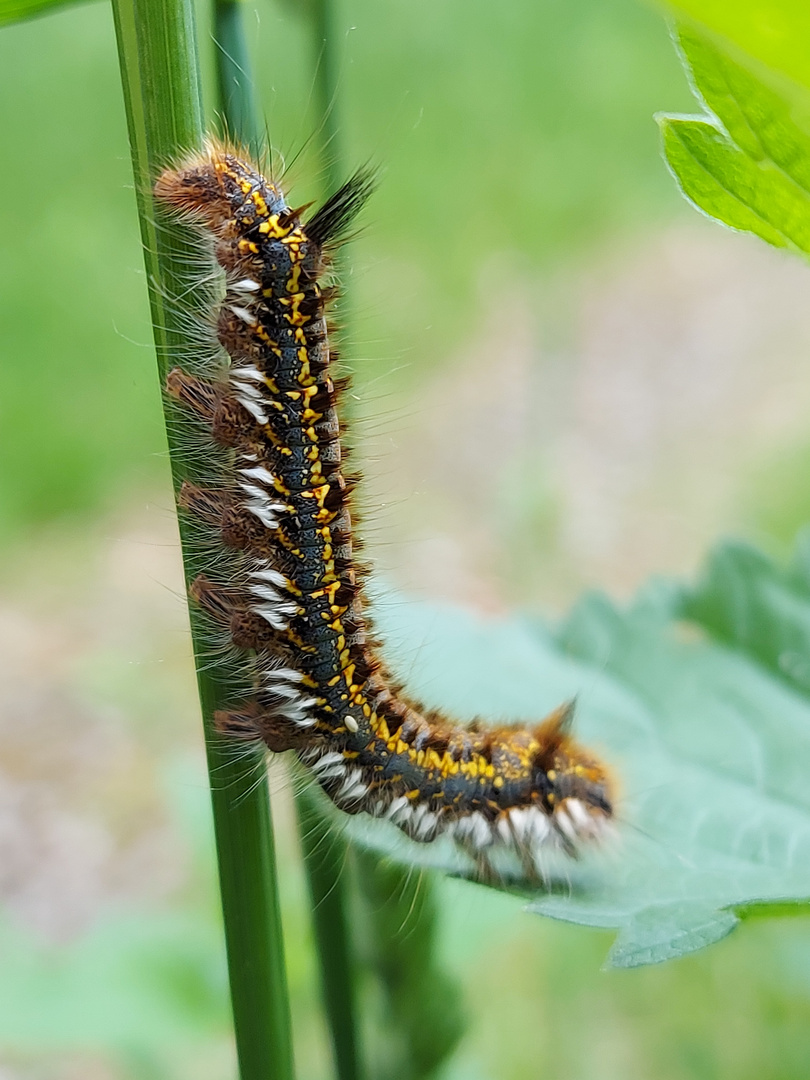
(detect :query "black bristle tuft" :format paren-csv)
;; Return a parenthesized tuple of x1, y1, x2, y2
(306, 166, 378, 248)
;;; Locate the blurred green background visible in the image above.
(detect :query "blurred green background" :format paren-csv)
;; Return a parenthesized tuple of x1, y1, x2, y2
(3, 0, 810, 1077)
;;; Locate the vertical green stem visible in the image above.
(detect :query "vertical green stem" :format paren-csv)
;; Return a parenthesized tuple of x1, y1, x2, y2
(304, 8, 468, 1076)
(111, 2, 294, 1078)
(297, 788, 365, 1080)
(214, 0, 262, 157)
(355, 851, 465, 1080)
(300, 3, 367, 1074)
(208, 1, 363, 1077)
(310, 0, 343, 195)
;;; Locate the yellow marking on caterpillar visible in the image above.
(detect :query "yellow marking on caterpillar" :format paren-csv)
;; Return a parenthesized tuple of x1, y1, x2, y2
(425, 749, 443, 772)
(253, 326, 282, 357)
(253, 424, 290, 456)
(297, 347, 312, 384)
(273, 528, 304, 558)
(251, 190, 269, 216)
(373, 716, 391, 743)
(258, 214, 292, 238)
(287, 263, 302, 294)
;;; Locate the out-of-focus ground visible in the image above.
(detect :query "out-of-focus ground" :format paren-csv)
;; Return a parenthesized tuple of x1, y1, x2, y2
(4, 0, 810, 1077)
(362, 222, 810, 610)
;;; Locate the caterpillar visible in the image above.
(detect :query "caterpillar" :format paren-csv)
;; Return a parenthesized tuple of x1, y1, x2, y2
(155, 142, 614, 883)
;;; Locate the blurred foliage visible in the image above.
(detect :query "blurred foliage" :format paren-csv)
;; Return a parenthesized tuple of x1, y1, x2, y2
(0, 0, 691, 542)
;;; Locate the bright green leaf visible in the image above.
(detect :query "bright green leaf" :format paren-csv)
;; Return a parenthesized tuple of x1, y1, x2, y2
(659, 23, 810, 253)
(660, 118, 798, 247)
(668, 0, 810, 95)
(678, 23, 810, 192)
(0, 0, 98, 29)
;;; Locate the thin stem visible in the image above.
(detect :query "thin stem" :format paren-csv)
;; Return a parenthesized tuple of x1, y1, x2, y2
(110, 2, 294, 1077)
(297, 787, 365, 1080)
(310, 0, 343, 196)
(304, 7, 469, 1076)
(213, 0, 262, 158)
(208, 1, 364, 1077)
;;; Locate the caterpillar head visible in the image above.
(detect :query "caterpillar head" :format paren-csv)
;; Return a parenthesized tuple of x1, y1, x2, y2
(154, 143, 286, 232)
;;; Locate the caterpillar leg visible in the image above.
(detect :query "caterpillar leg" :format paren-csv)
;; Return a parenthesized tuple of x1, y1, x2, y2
(166, 367, 251, 445)
(453, 836, 499, 885)
(189, 573, 284, 650)
(214, 706, 301, 753)
(166, 366, 218, 420)
(179, 482, 265, 549)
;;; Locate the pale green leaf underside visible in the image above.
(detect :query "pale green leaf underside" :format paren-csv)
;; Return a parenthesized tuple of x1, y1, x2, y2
(362, 530, 810, 968)
(659, 22, 810, 254)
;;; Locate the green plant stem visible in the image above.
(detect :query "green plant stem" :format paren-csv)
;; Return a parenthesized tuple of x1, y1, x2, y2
(303, 9, 468, 1075)
(214, 0, 262, 157)
(208, 2, 365, 1076)
(111, 2, 294, 1078)
(355, 851, 465, 1080)
(310, 0, 343, 195)
(207, 1, 363, 1077)
(297, 788, 365, 1080)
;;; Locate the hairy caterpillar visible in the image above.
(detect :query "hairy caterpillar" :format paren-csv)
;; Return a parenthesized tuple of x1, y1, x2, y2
(155, 142, 614, 882)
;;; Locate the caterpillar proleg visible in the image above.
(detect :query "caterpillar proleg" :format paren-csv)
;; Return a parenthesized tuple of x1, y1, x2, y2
(155, 142, 614, 883)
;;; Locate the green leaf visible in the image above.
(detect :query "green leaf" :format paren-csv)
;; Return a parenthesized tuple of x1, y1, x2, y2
(604, 903, 739, 969)
(683, 532, 810, 694)
(668, 1, 810, 95)
(659, 23, 810, 253)
(0, 0, 98, 29)
(356, 543, 810, 967)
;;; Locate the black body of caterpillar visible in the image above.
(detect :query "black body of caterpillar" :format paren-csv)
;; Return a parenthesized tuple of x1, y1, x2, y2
(155, 143, 614, 881)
